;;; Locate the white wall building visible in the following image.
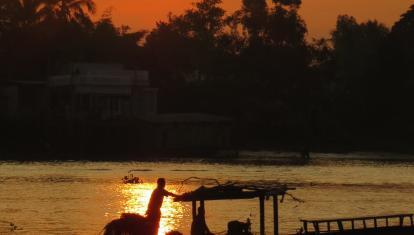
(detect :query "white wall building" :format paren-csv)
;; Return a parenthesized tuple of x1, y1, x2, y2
(49, 63, 157, 120)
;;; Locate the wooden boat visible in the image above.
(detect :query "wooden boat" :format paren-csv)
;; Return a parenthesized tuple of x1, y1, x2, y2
(297, 214, 414, 235)
(174, 181, 296, 235)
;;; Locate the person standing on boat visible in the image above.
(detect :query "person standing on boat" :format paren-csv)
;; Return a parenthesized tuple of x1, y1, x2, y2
(146, 178, 178, 235)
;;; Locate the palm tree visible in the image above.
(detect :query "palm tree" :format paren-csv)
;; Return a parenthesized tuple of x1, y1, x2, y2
(51, 0, 96, 23)
(0, 0, 52, 28)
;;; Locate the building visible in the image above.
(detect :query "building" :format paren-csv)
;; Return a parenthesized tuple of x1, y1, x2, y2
(1, 63, 234, 154)
(0, 80, 48, 119)
(49, 63, 157, 120)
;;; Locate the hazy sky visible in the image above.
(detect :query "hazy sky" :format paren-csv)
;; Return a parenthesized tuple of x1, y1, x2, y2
(95, 0, 413, 39)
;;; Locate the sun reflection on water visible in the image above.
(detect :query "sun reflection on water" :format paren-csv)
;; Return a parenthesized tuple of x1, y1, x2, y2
(121, 183, 185, 235)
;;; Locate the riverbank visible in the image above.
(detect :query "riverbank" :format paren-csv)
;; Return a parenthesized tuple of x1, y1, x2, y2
(1, 150, 414, 163)
(2, 117, 414, 161)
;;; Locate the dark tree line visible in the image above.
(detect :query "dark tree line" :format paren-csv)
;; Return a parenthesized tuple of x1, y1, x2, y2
(1, 0, 414, 151)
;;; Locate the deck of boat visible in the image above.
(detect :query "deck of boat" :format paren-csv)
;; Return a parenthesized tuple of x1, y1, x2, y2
(300, 214, 414, 235)
(303, 226, 414, 235)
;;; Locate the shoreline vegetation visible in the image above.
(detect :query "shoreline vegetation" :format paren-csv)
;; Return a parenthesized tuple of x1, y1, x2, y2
(2, 149, 414, 162)
(1, 1, 414, 161)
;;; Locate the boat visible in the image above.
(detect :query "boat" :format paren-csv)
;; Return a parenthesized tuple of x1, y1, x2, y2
(296, 213, 414, 235)
(174, 180, 296, 235)
(122, 174, 143, 184)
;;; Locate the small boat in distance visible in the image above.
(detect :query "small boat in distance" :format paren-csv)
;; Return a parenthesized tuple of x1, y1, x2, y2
(122, 174, 143, 184)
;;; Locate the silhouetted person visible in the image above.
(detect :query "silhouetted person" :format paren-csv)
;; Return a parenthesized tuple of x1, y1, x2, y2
(301, 146, 310, 160)
(191, 206, 213, 235)
(146, 178, 178, 235)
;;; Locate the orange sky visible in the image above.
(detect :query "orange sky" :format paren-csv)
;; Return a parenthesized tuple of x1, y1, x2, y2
(96, 0, 413, 39)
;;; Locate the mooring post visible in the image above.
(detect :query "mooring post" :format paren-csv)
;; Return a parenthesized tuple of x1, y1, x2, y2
(192, 200, 197, 220)
(273, 195, 279, 235)
(260, 196, 265, 235)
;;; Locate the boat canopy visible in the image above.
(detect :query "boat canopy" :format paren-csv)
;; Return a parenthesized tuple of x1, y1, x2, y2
(174, 182, 296, 235)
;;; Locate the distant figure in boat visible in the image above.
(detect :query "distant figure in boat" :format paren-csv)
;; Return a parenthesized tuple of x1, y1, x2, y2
(191, 206, 214, 235)
(301, 146, 310, 160)
(122, 174, 143, 184)
(146, 178, 178, 235)
(103, 178, 178, 235)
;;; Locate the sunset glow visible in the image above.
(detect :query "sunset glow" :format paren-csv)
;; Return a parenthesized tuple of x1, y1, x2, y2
(2, 0, 414, 233)
(95, 0, 414, 38)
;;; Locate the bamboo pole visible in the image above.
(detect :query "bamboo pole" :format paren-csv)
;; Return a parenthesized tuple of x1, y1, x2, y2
(273, 195, 279, 235)
(260, 196, 265, 235)
(192, 201, 197, 220)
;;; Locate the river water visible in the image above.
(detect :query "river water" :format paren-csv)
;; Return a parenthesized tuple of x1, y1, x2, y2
(1, 153, 414, 234)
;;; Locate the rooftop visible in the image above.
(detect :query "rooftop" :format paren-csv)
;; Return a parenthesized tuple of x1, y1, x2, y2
(174, 181, 294, 202)
(140, 113, 232, 124)
(49, 63, 149, 87)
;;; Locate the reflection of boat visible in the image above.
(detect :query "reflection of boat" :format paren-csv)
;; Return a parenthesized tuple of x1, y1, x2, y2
(122, 174, 143, 184)
(296, 214, 414, 235)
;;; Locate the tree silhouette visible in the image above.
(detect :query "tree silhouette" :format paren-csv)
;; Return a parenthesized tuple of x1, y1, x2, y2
(390, 4, 414, 82)
(50, 0, 96, 24)
(392, 4, 414, 37)
(240, 0, 268, 45)
(184, 0, 225, 43)
(332, 15, 388, 85)
(383, 4, 414, 137)
(2, 0, 414, 153)
(0, 0, 52, 29)
(265, 2, 307, 47)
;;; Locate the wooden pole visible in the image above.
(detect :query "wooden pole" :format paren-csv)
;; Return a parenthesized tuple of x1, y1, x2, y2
(337, 221, 344, 231)
(303, 221, 308, 233)
(273, 195, 279, 235)
(400, 216, 404, 227)
(314, 222, 320, 233)
(192, 200, 197, 220)
(200, 200, 205, 215)
(260, 196, 265, 235)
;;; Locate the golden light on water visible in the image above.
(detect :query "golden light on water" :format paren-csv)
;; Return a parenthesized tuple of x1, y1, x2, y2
(121, 183, 186, 235)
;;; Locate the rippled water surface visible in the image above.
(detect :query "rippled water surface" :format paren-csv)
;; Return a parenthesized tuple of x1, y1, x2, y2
(1, 153, 414, 234)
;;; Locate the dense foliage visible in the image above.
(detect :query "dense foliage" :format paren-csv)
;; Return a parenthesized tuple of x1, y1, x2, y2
(1, 0, 413, 150)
